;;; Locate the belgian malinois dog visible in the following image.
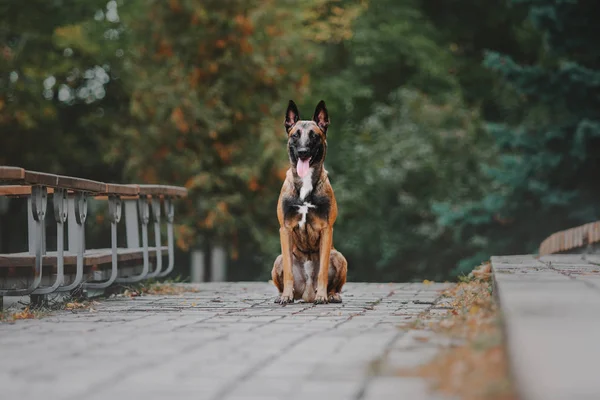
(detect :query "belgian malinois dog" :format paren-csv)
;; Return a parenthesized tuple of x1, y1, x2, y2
(271, 100, 348, 304)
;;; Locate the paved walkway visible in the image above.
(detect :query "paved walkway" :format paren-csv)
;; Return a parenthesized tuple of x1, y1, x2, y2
(0, 282, 453, 400)
(492, 254, 600, 400)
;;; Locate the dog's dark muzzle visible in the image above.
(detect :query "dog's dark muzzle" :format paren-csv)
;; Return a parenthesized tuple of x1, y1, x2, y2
(296, 148, 311, 161)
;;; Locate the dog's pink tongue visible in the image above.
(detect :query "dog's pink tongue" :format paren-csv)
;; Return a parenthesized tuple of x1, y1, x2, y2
(297, 158, 310, 178)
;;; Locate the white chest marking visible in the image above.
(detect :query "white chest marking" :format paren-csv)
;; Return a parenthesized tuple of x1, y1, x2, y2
(299, 167, 313, 201)
(296, 202, 316, 229)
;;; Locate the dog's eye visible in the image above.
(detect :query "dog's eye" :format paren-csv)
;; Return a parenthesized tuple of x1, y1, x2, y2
(292, 132, 300, 139)
(309, 131, 316, 139)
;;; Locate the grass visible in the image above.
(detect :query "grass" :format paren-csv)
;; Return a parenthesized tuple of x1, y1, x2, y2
(0, 297, 99, 323)
(116, 278, 200, 297)
(400, 262, 517, 400)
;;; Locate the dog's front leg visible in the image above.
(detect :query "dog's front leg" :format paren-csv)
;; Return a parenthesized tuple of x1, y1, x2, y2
(279, 226, 294, 304)
(315, 226, 333, 304)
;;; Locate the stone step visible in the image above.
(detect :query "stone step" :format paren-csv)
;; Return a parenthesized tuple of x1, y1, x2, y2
(492, 254, 600, 400)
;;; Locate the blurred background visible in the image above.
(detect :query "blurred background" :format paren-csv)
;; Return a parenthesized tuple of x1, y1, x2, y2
(1, 0, 599, 283)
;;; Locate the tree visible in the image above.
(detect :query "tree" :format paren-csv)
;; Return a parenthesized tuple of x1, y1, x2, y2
(435, 0, 600, 273)
(0, 0, 126, 180)
(334, 89, 487, 281)
(109, 0, 361, 279)
(301, 0, 498, 281)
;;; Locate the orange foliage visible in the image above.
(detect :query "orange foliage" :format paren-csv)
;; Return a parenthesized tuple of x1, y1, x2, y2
(217, 201, 228, 213)
(153, 147, 168, 161)
(298, 73, 310, 90)
(239, 39, 253, 54)
(188, 68, 201, 88)
(277, 167, 288, 181)
(214, 143, 232, 163)
(184, 176, 196, 189)
(215, 39, 227, 49)
(176, 224, 195, 251)
(170, 107, 189, 133)
(169, 0, 182, 13)
(141, 168, 158, 183)
(265, 25, 280, 37)
(208, 62, 219, 74)
(204, 210, 216, 229)
(157, 39, 173, 58)
(248, 177, 260, 192)
(234, 15, 254, 36)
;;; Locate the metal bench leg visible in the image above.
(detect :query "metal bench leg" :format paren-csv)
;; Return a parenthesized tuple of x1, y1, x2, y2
(146, 198, 162, 278)
(32, 188, 68, 295)
(158, 198, 175, 278)
(85, 195, 121, 289)
(117, 196, 150, 283)
(57, 192, 87, 292)
(0, 185, 47, 296)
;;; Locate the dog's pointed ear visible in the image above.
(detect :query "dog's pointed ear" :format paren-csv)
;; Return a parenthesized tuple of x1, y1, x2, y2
(313, 100, 330, 133)
(284, 100, 300, 133)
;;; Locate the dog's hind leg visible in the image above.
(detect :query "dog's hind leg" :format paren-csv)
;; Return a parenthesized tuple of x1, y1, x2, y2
(327, 249, 347, 303)
(272, 254, 307, 303)
(271, 254, 285, 302)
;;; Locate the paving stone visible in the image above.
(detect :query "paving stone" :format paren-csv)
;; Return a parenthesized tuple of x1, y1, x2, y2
(362, 376, 435, 399)
(0, 282, 453, 400)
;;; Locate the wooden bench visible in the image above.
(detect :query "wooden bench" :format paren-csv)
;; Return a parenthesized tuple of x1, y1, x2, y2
(0, 166, 187, 303)
(539, 221, 600, 256)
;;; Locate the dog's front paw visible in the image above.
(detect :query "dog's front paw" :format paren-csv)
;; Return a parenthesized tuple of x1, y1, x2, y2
(314, 289, 328, 304)
(276, 289, 294, 305)
(328, 293, 342, 303)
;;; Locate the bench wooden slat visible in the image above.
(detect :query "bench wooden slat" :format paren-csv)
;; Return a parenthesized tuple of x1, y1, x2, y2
(105, 183, 139, 196)
(0, 185, 53, 197)
(0, 246, 168, 268)
(23, 170, 106, 193)
(0, 251, 78, 267)
(84, 248, 163, 265)
(22, 170, 60, 187)
(137, 184, 188, 197)
(1, 168, 186, 197)
(0, 166, 25, 181)
(0, 185, 139, 198)
(57, 175, 106, 193)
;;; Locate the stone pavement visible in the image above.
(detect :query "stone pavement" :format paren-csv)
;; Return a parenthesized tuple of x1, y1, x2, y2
(0, 282, 454, 400)
(492, 254, 600, 400)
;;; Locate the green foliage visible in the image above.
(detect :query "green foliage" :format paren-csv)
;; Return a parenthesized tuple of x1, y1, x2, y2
(0, 0, 126, 180)
(332, 89, 489, 281)
(3, 0, 579, 282)
(435, 0, 600, 275)
(103, 0, 363, 279)
(301, 0, 522, 281)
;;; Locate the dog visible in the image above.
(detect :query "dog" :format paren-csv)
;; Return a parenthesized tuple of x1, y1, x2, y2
(271, 100, 348, 304)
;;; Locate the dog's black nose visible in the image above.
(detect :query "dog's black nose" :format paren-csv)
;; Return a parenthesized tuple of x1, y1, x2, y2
(297, 148, 310, 160)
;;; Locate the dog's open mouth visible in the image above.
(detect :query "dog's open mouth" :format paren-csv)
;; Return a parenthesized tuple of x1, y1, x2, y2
(297, 157, 312, 178)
